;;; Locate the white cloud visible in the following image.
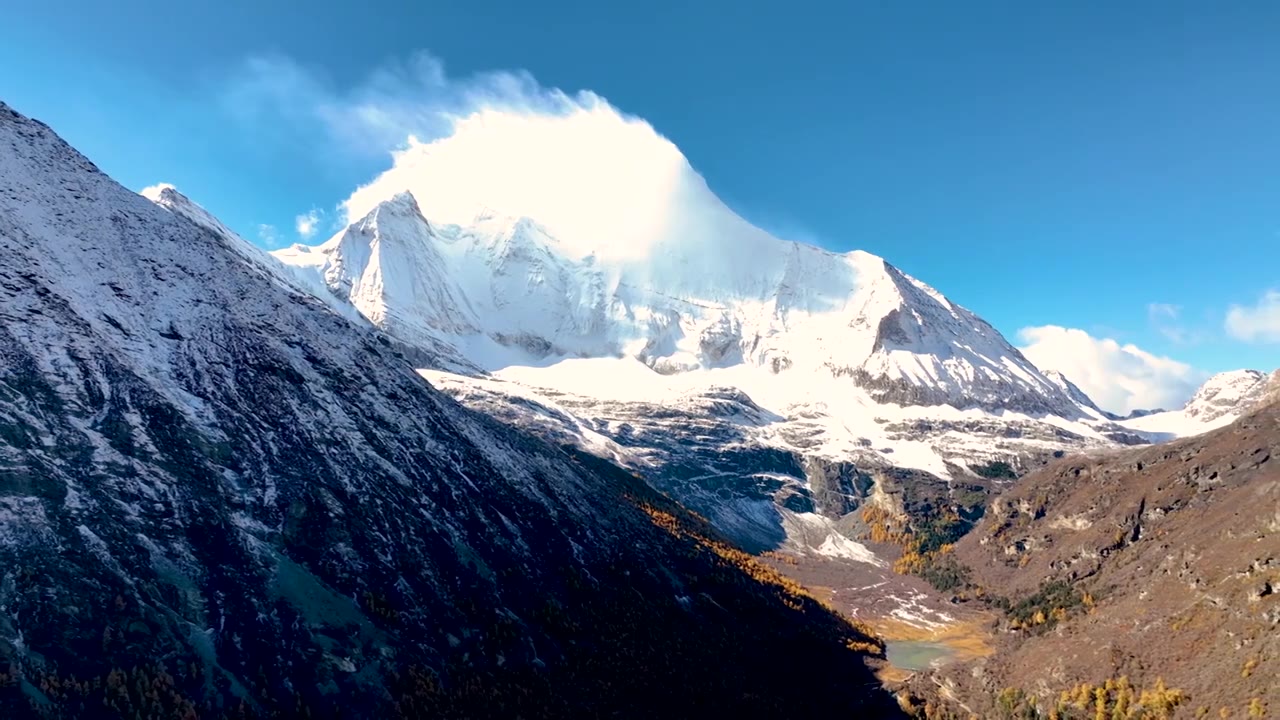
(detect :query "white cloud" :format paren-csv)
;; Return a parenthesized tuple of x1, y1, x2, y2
(221, 52, 561, 157)
(295, 208, 323, 238)
(340, 107, 693, 262)
(1225, 290, 1280, 343)
(221, 51, 760, 264)
(138, 182, 176, 201)
(1018, 325, 1207, 414)
(1146, 302, 1196, 344)
(257, 224, 281, 247)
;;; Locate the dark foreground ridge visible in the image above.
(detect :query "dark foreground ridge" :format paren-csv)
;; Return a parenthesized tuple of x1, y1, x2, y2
(0, 102, 904, 718)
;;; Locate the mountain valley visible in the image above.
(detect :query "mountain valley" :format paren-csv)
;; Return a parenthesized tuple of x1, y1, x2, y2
(1, 93, 1276, 719)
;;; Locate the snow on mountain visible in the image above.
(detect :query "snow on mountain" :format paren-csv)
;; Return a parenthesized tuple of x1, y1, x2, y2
(419, 358, 1139, 551)
(146, 185, 479, 372)
(276, 192, 479, 346)
(1183, 369, 1271, 422)
(276, 191, 1088, 419)
(144, 182, 368, 324)
(1121, 369, 1275, 439)
(142, 183, 242, 244)
(1041, 369, 1110, 419)
(308, 99, 1104, 416)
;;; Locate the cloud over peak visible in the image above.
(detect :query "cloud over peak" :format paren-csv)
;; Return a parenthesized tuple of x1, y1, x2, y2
(257, 224, 281, 247)
(139, 182, 177, 203)
(225, 51, 763, 264)
(341, 103, 696, 262)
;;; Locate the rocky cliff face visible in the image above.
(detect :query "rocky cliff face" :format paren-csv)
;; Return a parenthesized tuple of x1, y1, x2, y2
(0, 102, 903, 718)
(421, 365, 1137, 557)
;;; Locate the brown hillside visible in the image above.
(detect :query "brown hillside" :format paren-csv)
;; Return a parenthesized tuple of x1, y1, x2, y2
(914, 402, 1280, 718)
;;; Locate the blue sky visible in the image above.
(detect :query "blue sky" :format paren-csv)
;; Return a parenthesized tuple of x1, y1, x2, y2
(3, 1, 1277, 408)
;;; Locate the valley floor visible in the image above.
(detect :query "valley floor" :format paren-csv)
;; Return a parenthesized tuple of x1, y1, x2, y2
(758, 551, 995, 682)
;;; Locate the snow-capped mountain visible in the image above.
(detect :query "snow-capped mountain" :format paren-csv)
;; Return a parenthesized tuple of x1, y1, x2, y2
(1183, 369, 1272, 422)
(145, 182, 369, 324)
(139, 113, 1257, 562)
(1123, 369, 1278, 438)
(1042, 369, 1112, 417)
(0, 102, 901, 716)
(150, 184, 478, 372)
(276, 192, 1086, 417)
(265, 186, 1163, 553)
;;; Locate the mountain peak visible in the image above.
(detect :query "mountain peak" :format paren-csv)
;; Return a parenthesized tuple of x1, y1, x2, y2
(267, 101, 1085, 417)
(1183, 369, 1269, 422)
(1041, 369, 1108, 416)
(278, 192, 1086, 417)
(1115, 367, 1272, 440)
(139, 181, 180, 203)
(343, 190, 436, 248)
(320, 189, 477, 340)
(378, 189, 425, 216)
(140, 182, 246, 247)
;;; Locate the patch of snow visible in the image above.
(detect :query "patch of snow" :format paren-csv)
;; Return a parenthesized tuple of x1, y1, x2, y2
(816, 534, 882, 565)
(782, 511, 886, 567)
(886, 590, 956, 630)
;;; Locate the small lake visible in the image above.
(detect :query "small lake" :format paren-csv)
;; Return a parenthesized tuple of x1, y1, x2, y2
(884, 640, 955, 671)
